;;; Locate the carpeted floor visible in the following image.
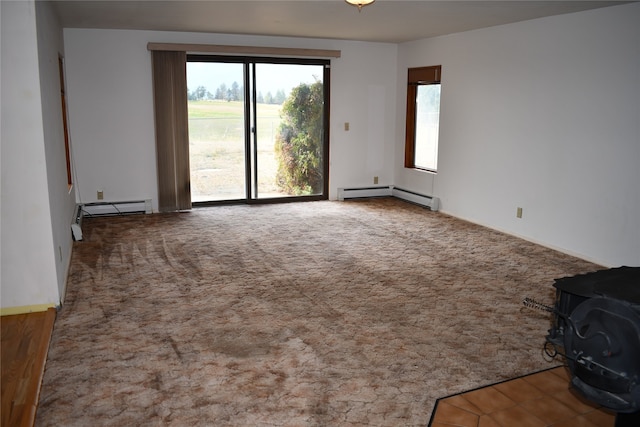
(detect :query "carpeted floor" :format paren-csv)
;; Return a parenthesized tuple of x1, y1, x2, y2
(36, 198, 600, 426)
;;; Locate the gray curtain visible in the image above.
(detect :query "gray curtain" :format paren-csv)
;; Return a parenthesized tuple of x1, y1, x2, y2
(151, 50, 191, 212)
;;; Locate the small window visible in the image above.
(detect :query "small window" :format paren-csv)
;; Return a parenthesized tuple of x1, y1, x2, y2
(405, 65, 441, 172)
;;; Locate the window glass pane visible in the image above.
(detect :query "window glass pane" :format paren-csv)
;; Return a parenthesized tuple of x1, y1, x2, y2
(414, 84, 440, 171)
(255, 63, 325, 198)
(187, 62, 246, 202)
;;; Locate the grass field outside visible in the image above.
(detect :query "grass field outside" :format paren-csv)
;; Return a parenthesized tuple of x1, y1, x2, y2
(188, 100, 286, 201)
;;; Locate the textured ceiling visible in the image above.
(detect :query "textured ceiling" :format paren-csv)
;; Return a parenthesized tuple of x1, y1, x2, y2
(51, 1, 630, 44)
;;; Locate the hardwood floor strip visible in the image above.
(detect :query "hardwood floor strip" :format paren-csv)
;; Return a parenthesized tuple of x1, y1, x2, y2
(1, 308, 56, 427)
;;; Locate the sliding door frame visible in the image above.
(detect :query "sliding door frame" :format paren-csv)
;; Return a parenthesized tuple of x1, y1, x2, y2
(187, 54, 331, 206)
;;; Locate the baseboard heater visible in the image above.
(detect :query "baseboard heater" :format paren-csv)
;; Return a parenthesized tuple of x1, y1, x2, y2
(71, 204, 83, 241)
(71, 200, 152, 241)
(338, 186, 439, 211)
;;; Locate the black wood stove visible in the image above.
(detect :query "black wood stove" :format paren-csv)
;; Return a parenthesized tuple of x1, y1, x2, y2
(545, 266, 640, 426)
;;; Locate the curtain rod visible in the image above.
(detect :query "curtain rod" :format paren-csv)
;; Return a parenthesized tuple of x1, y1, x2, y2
(147, 43, 341, 58)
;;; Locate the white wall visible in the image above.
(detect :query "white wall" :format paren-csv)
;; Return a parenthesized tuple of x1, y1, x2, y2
(0, 0, 62, 311)
(396, 3, 640, 267)
(330, 41, 398, 189)
(63, 29, 398, 208)
(36, 0, 77, 301)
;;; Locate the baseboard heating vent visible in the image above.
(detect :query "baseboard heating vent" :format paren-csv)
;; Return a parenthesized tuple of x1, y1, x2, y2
(72, 200, 152, 241)
(391, 186, 440, 211)
(82, 200, 152, 217)
(338, 186, 392, 201)
(71, 204, 83, 241)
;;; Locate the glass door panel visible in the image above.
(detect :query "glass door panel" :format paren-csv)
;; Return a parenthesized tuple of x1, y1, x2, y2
(254, 63, 325, 199)
(187, 62, 246, 202)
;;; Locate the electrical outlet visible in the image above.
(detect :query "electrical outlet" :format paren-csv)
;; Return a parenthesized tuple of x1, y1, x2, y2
(516, 207, 523, 218)
(373, 176, 379, 184)
(97, 190, 104, 200)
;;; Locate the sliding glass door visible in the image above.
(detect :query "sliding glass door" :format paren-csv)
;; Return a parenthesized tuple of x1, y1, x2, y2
(187, 56, 329, 203)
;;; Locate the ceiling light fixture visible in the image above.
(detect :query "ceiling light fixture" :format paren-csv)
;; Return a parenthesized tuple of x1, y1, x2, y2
(345, 0, 375, 12)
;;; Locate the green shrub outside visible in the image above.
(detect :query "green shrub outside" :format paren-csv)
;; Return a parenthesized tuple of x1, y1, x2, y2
(274, 82, 324, 195)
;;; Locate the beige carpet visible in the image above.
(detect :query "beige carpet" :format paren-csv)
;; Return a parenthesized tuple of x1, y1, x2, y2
(36, 198, 599, 426)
